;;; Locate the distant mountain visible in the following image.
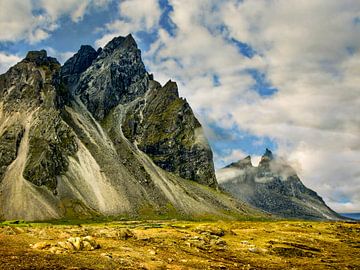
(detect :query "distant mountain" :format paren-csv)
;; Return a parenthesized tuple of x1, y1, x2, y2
(0, 35, 259, 221)
(217, 149, 342, 220)
(340, 213, 360, 220)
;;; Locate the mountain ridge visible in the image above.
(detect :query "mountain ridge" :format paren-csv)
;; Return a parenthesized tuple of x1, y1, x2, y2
(0, 35, 259, 221)
(217, 149, 342, 220)
(0, 35, 342, 221)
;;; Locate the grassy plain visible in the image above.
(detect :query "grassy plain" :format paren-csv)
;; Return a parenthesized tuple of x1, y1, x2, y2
(0, 219, 359, 269)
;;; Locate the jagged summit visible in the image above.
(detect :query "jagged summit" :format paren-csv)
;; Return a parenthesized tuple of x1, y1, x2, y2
(263, 148, 274, 159)
(259, 148, 274, 166)
(61, 45, 98, 76)
(73, 35, 148, 120)
(0, 34, 253, 221)
(217, 149, 342, 220)
(225, 155, 252, 169)
(23, 49, 59, 66)
(25, 49, 47, 60)
(101, 34, 137, 57)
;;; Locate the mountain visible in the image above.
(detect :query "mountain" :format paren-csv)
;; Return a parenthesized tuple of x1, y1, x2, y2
(0, 35, 260, 221)
(217, 149, 342, 220)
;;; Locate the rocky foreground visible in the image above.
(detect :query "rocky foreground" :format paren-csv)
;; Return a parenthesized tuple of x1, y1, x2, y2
(0, 220, 359, 269)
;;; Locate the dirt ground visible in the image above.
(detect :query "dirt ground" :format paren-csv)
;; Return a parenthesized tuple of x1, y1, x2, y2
(0, 219, 359, 269)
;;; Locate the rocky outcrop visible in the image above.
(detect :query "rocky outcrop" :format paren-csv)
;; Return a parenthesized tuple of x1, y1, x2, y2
(0, 50, 60, 111)
(122, 80, 217, 187)
(0, 35, 252, 221)
(74, 34, 149, 120)
(60, 45, 99, 91)
(0, 51, 77, 193)
(217, 149, 342, 220)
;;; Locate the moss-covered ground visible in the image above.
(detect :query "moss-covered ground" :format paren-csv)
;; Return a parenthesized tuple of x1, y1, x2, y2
(0, 219, 358, 269)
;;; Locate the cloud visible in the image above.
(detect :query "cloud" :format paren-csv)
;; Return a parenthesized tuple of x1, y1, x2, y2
(45, 47, 75, 64)
(0, 52, 22, 74)
(95, 0, 161, 48)
(215, 149, 248, 167)
(216, 167, 245, 184)
(218, 0, 360, 212)
(2, 0, 359, 213)
(0, 0, 47, 43)
(38, 0, 111, 23)
(0, 0, 111, 43)
(133, 0, 360, 212)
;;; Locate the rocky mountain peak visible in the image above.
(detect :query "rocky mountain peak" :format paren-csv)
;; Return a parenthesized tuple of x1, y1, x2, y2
(100, 34, 137, 57)
(162, 80, 179, 97)
(0, 34, 231, 221)
(60, 45, 98, 90)
(259, 148, 274, 167)
(25, 49, 47, 60)
(263, 148, 274, 159)
(72, 34, 148, 120)
(24, 50, 59, 67)
(226, 156, 253, 169)
(218, 148, 341, 220)
(0, 49, 61, 112)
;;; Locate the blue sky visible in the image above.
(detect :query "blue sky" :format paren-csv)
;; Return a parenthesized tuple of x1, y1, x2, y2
(0, 0, 359, 213)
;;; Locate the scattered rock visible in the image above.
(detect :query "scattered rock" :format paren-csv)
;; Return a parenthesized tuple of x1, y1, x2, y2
(185, 233, 227, 251)
(31, 236, 100, 253)
(101, 252, 113, 259)
(48, 247, 64, 255)
(248, 247, 267, 254)
(31, 241, 51, 250)
(148, 249, 157, 255)
(94, 228, 135, 240)
(194, 225, 225, 237)
(1, 226, 24, 235)
(117, 228, 135, 240)
(67, 237, 82, 250)
(272, 247, 314, 258)
(57, 241, 75, 251)
(211, 239, 227, 246)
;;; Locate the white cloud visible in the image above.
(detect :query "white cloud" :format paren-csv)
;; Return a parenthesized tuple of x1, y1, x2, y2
(136, 0, 360, 213)
(119, 0, 160, 30)
(0, 0, 112, 43)
(219, 0, 360, 213)
(0, 52, 22, 74)
(38, 0, 111, 23)
(95, 0, 161, 48)
(2, 0, 359, 213)
(215, 149, 247, 167)
(0, 0, 48, 43)
(45, 47, 75, 64)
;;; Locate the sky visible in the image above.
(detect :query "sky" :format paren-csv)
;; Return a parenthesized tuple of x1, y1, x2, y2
(0, 0, 359, 213)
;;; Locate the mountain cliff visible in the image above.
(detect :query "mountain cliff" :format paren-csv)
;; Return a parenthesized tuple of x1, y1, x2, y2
(217, 149, 341, 220)
(0, 35, 257, 221)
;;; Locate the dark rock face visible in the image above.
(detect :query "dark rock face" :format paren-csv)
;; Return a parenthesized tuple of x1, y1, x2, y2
(60, 34, 217, 188)
(0, 124, 24, 182)
(73, 34, 148, 120)
(122, 80, 217, 188)
(23, 109, 78, 192)
(0, 50, 60, 111)
(0, 34, 227, 220)
(0, 50, 77, 193)
(218, 149, 341, 220)
(60, 45, 98, 90)
(24, 50, 59, 67)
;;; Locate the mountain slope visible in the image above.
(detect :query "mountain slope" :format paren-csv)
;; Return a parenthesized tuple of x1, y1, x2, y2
(217, 149, 342, 220)
(0, 35, 259, 221)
